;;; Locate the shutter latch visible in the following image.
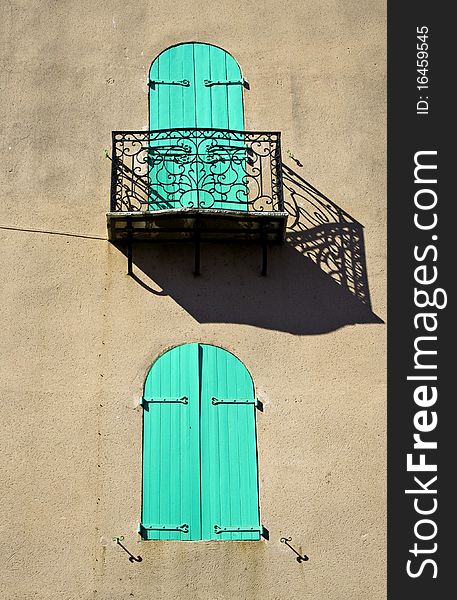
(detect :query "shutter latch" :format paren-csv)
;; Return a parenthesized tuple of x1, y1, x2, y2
(149, 79, 190, 87)
(280, 537, 309, 563)
(142, 396, 188, 405)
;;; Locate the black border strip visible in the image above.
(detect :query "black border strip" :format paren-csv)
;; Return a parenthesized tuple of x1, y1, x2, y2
(388, 3, 451, 597)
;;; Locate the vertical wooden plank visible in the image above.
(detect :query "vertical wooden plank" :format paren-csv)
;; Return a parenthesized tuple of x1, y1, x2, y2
(225, 50, 248, 211)
(207, 45, 227, 209)
(141, 344, 201, 540)
(187, 344, 201, 539)
(183, 43, 196, 127)
(149, 56, 159, 131)
(208, 45, 228, 129)
(238, 361, 260, 541)
(148, 53, 160, 208)
(176, 43, 198, 208)
(148, 50, 170, 209)
(192, 43, 210, 208)
(193, 43, 211, 128)
(208, 46, 246, 210)
(160, 49, 171, 129)
(200, 345, 260, 541)
(168, 44, 184, 128)
(225, 51, 244, 131)
(158, 48, 174, 210)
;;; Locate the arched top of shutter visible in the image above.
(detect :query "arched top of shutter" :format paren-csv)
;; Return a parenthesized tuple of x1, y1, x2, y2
(143, 343, 199, 399)
(148, 42, 245, 131)
(145, 343, 254, 391)
(149, 41, 244, 77)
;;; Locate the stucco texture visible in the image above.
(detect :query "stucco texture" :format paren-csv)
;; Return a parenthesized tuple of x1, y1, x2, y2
(0, 1, 386, 599)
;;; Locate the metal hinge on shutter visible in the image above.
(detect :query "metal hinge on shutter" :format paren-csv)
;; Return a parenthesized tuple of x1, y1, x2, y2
(211, 397, 262, 410)
(142, 396, 188, 405)
(203, 78, 247, 88)
(141, 523, 189, 533)
(214, 524, 266, 535)
(149, 79, 190, 87)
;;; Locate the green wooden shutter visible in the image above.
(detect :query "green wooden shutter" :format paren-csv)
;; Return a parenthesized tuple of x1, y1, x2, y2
(141, 343, 261, 541)
(148, 43, 247, 211)
(199, 344, 261, 541)
(149, 43, 244, 131)
(141, 343, 201, 540)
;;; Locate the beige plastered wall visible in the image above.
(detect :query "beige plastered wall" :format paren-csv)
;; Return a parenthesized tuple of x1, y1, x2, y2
(0, 1, 386, 599)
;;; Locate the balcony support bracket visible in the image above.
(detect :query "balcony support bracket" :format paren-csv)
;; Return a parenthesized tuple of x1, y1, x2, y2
(193, 219, 201, 276)
(127, 218, 133, 276)
(261, 223, 268, 276)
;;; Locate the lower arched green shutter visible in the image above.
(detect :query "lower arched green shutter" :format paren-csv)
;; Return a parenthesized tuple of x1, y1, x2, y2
(141, 344, 260, 541)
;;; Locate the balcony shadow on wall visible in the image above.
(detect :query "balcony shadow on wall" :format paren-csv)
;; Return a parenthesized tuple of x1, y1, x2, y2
(115, 164, 383, 335)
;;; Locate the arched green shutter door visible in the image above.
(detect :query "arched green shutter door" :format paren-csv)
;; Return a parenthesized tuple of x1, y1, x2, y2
(148, 43, 247, 211)
(141, 343, 260, 541)
(200, 345, 261, 541)
(141, 344, 201, 540)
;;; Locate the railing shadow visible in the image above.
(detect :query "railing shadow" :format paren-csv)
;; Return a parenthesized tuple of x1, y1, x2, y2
(113, 163, 382, 335)
(282, 163, 372, 309)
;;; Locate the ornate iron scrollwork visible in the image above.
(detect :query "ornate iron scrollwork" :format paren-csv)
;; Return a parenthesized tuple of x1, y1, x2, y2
(111, 128, 284, 214)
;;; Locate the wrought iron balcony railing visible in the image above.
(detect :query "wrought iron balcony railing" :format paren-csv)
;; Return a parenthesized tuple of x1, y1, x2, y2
(106, 131, 373, 293)
(110, 128, 285, 215)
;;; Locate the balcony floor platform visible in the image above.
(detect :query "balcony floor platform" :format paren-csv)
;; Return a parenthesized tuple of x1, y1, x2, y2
(106, 208, 288, 244)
